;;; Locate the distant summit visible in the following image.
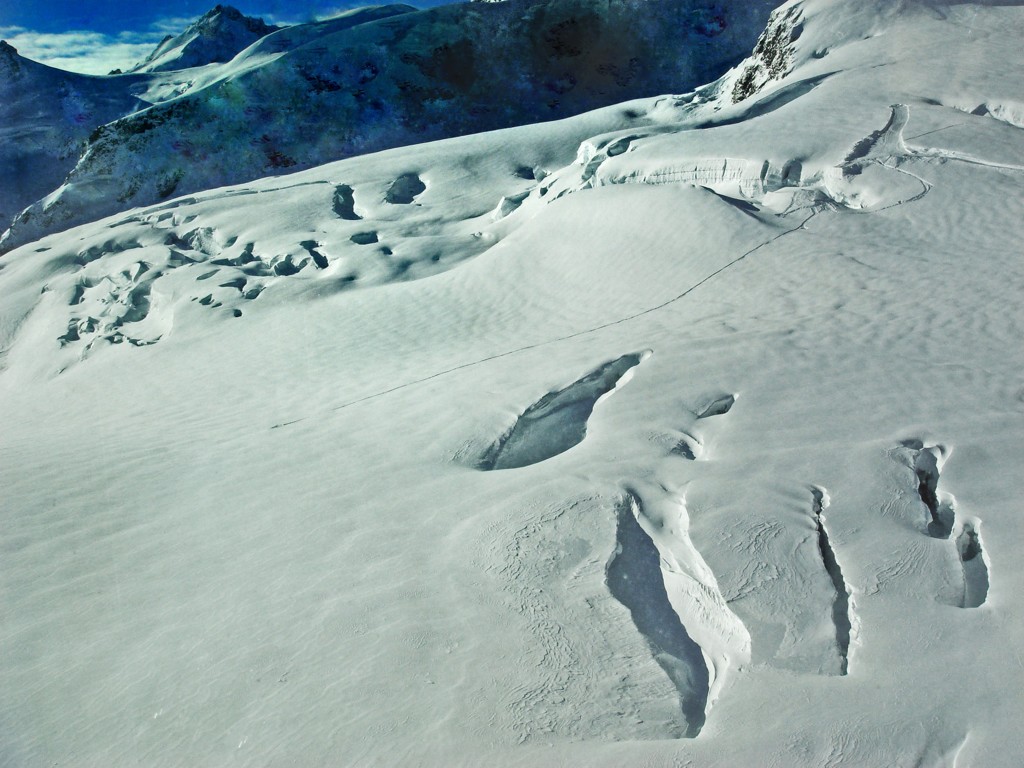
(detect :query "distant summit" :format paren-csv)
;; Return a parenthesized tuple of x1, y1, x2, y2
(0, 39, 21, 74)
(130, 5, 279, 73)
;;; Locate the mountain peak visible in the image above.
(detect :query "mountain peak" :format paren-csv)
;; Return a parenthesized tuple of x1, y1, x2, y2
(193, 5, 276, 36)
(0, 39, 24, 77)
(130, 5, 279, 73)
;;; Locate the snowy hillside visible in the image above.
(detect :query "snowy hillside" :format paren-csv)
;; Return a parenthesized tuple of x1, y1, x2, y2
(0, 41, 146, 232)
(0, 0, 777, 252)
(1, 0, 1023, 766)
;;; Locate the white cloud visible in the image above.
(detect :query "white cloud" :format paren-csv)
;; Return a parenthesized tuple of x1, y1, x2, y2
(146, 17, 197, 37)
(261, 3, 380, 27)
(0, 23, 180, 75)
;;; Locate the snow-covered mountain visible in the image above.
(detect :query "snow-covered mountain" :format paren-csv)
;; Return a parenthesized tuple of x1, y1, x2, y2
(0, 0, 778, 252)
(0, 41, 146, 233)
(128, 4, 280, 74)
(0, 5, 417, 241)
(1, 0, 1023, 765)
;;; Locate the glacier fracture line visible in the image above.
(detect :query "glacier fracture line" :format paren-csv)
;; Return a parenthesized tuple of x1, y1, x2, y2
(271, 209, 820, 428)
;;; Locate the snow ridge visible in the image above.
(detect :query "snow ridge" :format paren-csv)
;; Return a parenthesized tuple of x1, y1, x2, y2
(0, 0, 778, 253)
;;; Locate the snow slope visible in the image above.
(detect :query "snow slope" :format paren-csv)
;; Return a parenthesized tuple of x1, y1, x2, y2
(0, 42, 146, 233)
(0, 0, 777, 252)
(1, 0, 1023, 765)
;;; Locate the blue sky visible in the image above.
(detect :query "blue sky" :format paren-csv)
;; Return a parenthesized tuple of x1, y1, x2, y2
(0, 0, 455, 74)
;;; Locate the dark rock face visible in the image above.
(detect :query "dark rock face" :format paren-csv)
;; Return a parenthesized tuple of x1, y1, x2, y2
(731, 3, 802, 102)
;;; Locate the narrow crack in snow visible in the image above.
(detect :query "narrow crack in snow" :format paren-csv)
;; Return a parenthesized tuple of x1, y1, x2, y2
(273, 210, 819, 428)
(812, 487, 853, 675)
(606, 492, 710, 738)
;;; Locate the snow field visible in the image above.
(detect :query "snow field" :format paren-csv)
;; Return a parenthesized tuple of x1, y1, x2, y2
(1, 1, 1024, 765)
